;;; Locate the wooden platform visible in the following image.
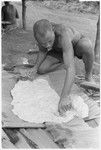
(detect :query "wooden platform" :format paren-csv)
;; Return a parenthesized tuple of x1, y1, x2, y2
(2, 118, 100, 149)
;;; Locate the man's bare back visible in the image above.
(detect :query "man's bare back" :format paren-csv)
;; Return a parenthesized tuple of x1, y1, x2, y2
(47, 23, 83, 59)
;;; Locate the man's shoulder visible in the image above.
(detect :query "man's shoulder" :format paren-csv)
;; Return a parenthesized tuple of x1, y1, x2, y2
(2, 5, 6, 10)
(52, 23, 66, 35)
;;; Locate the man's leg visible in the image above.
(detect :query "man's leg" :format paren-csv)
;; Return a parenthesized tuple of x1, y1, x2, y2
(74, 37, 94, 82)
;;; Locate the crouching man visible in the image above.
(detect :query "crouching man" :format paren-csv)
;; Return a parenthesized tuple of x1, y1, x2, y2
(20, 19, 95, 116)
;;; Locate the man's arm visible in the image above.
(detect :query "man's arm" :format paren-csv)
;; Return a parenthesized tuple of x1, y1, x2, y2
(61, 48, 75, 97)
(19, 47, 47, 78)
(34, 49, 47, 72)
(58, 31, 75, 115)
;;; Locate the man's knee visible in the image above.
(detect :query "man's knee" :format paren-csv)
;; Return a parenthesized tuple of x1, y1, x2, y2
(81, 39, 94, 60)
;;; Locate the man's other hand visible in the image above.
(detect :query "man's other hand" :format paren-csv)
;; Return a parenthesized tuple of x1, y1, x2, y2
(19, 67, 37, 79)
(58, 96, 72, 116)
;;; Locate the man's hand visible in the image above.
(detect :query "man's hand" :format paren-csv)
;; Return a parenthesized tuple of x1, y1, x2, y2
(19, 67, 37, 80)
(58, 96, 72, 116)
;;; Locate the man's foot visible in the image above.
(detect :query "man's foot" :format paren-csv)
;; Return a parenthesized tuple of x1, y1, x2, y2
(85, 74, 95, 83)
(80, 81, 100, 91)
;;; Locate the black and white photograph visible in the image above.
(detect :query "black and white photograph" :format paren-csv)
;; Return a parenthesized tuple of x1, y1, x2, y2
(1, 0, 100, 149)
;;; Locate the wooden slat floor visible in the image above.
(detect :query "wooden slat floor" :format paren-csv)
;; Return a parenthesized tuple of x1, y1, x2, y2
(2, 116, 100, 149)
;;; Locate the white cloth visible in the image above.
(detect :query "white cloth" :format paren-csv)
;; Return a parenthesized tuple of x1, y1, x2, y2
(11, 76, 89, 123)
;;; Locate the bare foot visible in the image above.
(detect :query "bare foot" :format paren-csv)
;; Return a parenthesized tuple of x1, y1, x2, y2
(85, 77, 96, 84)
(80, 80, 100, 91)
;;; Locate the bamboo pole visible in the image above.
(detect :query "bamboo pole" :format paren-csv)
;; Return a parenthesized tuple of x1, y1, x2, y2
(22, 0, 26, 30)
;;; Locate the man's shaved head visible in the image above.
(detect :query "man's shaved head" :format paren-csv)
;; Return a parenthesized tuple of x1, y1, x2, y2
(34, 19, 52, 37)
(4, 1, 10, 5)
(33, 19, 55, 50)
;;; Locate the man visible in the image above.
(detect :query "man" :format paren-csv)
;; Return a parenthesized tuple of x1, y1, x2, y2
(2, 1, 19, 29)
(20, 19, 95, 116)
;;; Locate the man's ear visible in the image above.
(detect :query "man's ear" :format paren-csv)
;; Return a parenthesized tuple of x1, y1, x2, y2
(35, 39, 38, 46)
(51, 22, 55, 31)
